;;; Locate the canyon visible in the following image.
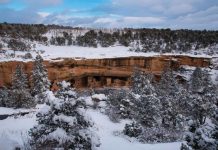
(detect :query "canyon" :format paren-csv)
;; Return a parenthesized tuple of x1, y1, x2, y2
(0, 55, 211, 90)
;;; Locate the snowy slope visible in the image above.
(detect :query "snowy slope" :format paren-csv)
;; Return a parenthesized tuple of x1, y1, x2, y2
(0, 113, 36, 149)
(0, 103, 181, 150)
(87, 109, 181, 150)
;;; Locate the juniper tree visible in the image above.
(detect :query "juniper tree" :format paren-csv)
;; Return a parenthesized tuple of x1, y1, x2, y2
(32, 54, 50, 103)
(7, 64, 35, 108)
(29, 81, 99, 149)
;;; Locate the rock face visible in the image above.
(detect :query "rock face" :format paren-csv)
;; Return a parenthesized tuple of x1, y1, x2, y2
(0, 55, 211, 89)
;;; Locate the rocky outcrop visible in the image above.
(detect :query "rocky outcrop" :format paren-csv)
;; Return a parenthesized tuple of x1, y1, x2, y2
(0, 55, 211, 89)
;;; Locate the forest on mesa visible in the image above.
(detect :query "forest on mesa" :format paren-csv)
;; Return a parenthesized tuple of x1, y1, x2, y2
(0, 23, 218, 53)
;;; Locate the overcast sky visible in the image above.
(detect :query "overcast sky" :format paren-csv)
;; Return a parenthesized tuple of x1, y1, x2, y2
(0, 0, 217, 29)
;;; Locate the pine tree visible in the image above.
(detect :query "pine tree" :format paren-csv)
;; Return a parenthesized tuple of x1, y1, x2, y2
(211, 108, 218, 149)
(189, 67, 204, 93)
(0, 87, 9, 107)
(55, 81, 77, 101)
(135, 74, 161, 127)
(201, 70, 217, 109)
(157, 66, 186, 128)
(189, 68, 216, 124)
(106, 89, 133, 120)
(12, 64, 28, 90)
(7, 64, 35, 108)
(131, 68, 149, 95)
(182, 109, 218, 150)
(32, 54, 50, 103)
(29, 81, 99, 149)
(157, 66, 175, 127)
(123, 121, 143, 138)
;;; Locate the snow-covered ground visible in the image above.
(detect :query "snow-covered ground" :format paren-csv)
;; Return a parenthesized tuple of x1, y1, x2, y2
(0, 44, 217, 62)
(0, 101, 181, 150)
(0, 113, 36, 150)
(0, 107, 34, 115)
(88, 109, 181, 150)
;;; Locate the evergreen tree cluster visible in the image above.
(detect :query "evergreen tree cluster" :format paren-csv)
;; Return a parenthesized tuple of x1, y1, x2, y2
(8, 39, 31, 51)
(0, 54, 50, 108)
(29, 81, 100, 149)
(50, 31, 73, 46)
(0, 23, 48, 42)
(76, 30, 98, 47)
(105, 66, 217, 144)
(181, 68, 218, 150)
(48, 28, 218, 53)
(1, 23, 217, 53)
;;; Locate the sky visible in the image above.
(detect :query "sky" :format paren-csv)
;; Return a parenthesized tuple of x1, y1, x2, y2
(0, 0, 217, 29)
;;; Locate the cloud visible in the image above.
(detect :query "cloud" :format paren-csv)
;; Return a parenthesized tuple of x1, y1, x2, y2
(0, 0, 10, 4)
(38, 12, 51, 18)
(24, 0, 63, 6)
(102, 0, 217, 18)
(93, 16, 164, 28)
(39, 13, 164, 28)
(168, 6, 218, 29)
(0, 0, 217, 29)
(165, 3, 194, 15)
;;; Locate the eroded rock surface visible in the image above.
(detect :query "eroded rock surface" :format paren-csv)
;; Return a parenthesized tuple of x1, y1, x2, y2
(0, 56, 211, 89)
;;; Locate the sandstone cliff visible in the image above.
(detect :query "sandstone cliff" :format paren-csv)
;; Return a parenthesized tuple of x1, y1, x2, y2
(0, 55, 211, 89)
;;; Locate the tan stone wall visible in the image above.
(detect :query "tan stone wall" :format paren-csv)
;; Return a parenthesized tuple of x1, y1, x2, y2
(0, 56, 211, 89)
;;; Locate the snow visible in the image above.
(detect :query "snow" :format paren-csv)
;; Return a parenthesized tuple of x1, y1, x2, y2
(84, 95, 107, 108)
(87, 109, 181, 150)
(35, 45, 218, 60)
(0, 103, 182, 150)
(0, 112, 36, 147)
(0, 107, 32, 115)
(0, 137, 20, 150)
(37, 104, 50, 115)
(46, 127, 71, 144)
(60, 80, 71, 88)
(84, 96, 95, 106)
(53, 114, 77, 126)
(36, 45, 159, 60)
(91, 94, 107, 101)
(1, 44, 217, 62)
